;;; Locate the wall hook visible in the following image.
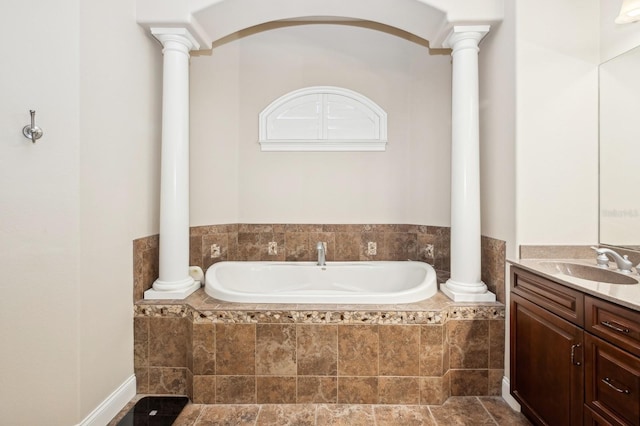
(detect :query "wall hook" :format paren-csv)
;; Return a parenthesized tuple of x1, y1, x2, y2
(22, 110, 43, 143)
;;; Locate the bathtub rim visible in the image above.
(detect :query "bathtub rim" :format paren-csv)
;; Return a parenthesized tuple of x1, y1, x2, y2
(204, 260, 438, 305)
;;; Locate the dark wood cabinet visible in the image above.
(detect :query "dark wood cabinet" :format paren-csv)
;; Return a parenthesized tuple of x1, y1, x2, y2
(511, 266, 640, 426)
(511, 291, 584, 425)
(584, 296, 640, 426)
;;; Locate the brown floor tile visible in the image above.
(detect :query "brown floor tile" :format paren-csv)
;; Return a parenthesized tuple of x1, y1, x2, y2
(316, 404, 375, 426)
(429, 396, 496, 425)
(479, 396, 532, 425)
(374, 405, 436, 425)
(256, 404, 316, 426)
(110, 397, 528, 426)
(174, 403, 205, 425)
(196, 404, 260, 425)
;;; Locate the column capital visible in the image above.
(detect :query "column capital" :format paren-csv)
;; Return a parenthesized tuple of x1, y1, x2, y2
(443, 25, 490, 51)
(150, 27, 201, 51)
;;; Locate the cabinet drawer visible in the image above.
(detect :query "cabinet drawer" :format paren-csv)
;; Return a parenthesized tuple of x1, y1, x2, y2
(586, 295, 640, 357)
(584, 405, 619, 425)
(512, 266, 584, 326)
(585, 333, 640, 426)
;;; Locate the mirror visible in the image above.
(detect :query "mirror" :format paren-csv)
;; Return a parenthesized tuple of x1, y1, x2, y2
(599, 44, 640, 250)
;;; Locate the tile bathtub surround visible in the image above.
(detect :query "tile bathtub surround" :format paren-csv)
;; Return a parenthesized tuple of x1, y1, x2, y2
(134, 290, 505, 405)
(189, 224, 451, 272)
(134, 224, 507, 302)
(481, 236, 506, 304)
(133, 234, 159, 301)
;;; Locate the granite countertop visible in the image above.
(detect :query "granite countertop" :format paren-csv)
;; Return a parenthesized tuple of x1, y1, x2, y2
(509, 257, 640, 311)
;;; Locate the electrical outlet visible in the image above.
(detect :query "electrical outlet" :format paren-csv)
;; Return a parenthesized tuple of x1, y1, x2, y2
(425, 244, 434, 258)
(367, 241, 377, 256)
(268, 241, 278, 255)
(210, 244, 221, 258)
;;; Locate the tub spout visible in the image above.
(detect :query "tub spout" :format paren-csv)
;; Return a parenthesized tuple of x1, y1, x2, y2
(317, 242, 327, 266)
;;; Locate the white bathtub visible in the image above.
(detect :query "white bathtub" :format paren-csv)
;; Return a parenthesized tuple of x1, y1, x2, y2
(204, 261, 438, 304)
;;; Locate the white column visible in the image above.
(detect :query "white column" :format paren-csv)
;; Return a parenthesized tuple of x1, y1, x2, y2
(145, 28, 201, 300)
(440, 26, 496, 302)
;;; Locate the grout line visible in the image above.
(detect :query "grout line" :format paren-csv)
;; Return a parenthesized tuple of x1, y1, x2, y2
(425, 405, 439, 426)
(191, 404, 206, 426)
(476, 396, 500, 425)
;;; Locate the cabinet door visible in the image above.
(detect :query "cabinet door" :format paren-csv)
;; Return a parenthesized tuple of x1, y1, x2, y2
(511, 293, 584, 425)
(585, 333, 640, 426)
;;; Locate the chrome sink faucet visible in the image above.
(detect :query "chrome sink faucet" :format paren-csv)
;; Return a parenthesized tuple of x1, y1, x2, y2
(316, 241, 327, 266)
(591, 246, 634, 274)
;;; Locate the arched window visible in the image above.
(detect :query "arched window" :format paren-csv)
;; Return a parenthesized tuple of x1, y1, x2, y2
(259, 86, 388, 151)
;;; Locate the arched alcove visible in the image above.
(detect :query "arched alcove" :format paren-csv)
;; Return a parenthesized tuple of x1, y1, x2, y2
(137, 0, 503, 49)
(137, 1, 501, 301)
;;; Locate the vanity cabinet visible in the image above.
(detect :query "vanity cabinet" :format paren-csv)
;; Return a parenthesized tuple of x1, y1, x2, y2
(511, 266, 640, 426)
(511, 268, 584, 425)
(584, 296, 640, 426)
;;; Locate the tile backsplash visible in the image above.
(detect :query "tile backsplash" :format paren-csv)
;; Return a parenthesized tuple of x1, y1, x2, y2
(134, 223, 506, 303)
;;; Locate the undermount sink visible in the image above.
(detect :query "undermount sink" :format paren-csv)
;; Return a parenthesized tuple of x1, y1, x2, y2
(538, 261, 639, 285)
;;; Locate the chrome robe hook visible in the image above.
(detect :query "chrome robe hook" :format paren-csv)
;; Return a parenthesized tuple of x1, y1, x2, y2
(23, 110, 43, 143)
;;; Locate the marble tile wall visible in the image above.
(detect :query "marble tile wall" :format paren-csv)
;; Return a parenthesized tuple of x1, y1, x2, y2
(133, 234, 159, 301)
(134, 223, 506, 301)
(134, 299, 505, 405)
(481, 236, 506, 304)
(132, 224, 506, 404)
(189, 224, 451, 271)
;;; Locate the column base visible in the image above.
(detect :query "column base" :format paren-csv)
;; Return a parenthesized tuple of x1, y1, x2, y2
(145, 277, 201, 300)
(441, 279, 496, 302)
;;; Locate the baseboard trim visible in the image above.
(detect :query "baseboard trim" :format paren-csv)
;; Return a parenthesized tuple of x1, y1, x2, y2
(501, 376, 521, 411)
(77, 375, 136, 426)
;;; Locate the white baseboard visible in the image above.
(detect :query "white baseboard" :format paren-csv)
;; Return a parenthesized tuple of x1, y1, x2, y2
(501, 376, 521, 411)
(77, 375, 136, 426)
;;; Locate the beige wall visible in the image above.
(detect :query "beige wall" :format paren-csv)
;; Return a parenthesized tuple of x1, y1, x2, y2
(516, 0, 600, 246)
(78, 0, 162, 421)
(479, 0, 600, 403)
(190, 23, 452, 226)
(0, 0, 161, 424)
(479, 5, 517, 258)
(0, 0, 81, 423)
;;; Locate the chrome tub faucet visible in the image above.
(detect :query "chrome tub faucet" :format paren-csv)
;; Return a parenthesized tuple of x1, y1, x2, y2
(317, 241, 327, 266)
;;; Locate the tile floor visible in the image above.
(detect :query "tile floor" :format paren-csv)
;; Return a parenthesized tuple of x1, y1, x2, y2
(109, 396, 531, 425)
